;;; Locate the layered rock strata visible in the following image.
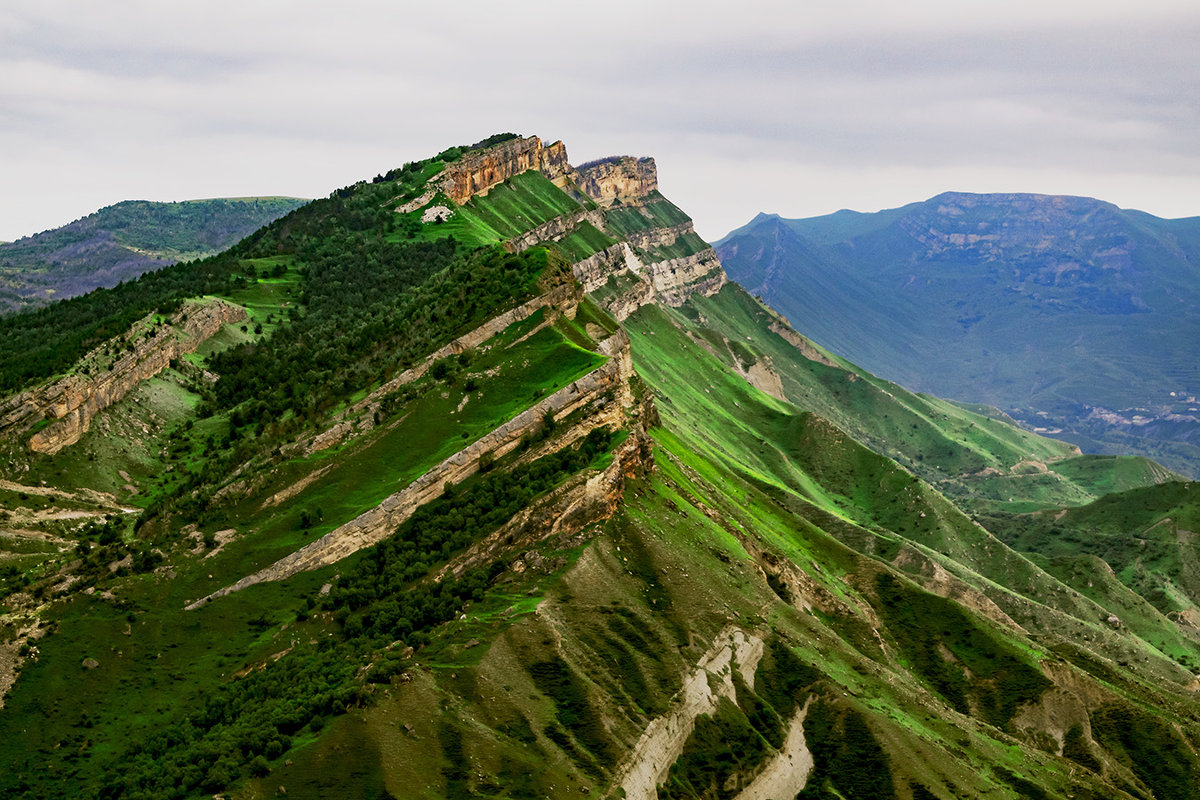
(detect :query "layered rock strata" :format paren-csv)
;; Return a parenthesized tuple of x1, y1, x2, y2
(504, 209, 608, 253)
(0, 300, 246, 455)
(623, 221, 697, 254)
(644, 249, 728, 307)
(189, 330, 634, 608)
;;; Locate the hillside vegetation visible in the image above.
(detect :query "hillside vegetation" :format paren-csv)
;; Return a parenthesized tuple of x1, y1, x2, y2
(0, 137, 1198, 800)
(0, 197, 307, 314)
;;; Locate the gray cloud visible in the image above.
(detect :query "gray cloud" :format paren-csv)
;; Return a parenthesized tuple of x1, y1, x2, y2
(1, 1, 1198, 243)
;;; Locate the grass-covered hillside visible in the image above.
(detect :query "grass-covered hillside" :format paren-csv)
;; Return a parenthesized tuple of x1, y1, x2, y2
(717, 196, 1200, 477)
(1, 136, 1198, 800)
(0, 197, 308, 314)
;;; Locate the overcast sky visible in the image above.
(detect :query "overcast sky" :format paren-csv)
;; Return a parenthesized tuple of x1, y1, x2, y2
(2, 0, 1198, 242)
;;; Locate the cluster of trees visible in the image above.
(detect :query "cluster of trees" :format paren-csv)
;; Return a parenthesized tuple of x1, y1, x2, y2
(0, 149, 435, 392)
(0, 134, 521, 393)
(208, 242, 549, 434)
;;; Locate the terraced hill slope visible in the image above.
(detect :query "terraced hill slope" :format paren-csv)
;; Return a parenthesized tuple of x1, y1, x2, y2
(717, 196, 1200, 477)
(0, 136, 1197, 800)
(0, 197, 308, 313)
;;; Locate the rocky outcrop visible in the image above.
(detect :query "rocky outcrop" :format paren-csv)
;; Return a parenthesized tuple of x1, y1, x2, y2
(505, 209, 608, 253)
(614, 627, 765, 800)
(0, 300, 246, 455)
(395, 189, 436, 214)
(605, 275, 658, 322)
(576, 243, 726, 319)
(435, 423, 654, 582)
(643, 248, 728, 307)
(733, 699, 814, 800)
(624, 221, 696, 254)
(440, 136, 572, 204)
(572, 245, 631, 293)
(189, 330, 635, 608)
(576, 156, 658, 206)
(767, 321, 840, 368)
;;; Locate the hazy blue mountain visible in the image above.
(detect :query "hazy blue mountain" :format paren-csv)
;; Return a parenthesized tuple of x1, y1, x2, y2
(718, 193, 1200, 475)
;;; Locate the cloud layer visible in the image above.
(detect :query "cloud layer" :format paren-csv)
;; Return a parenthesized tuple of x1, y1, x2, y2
(2, 1, 1197, 242)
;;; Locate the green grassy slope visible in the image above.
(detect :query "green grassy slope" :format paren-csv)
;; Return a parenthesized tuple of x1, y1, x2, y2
(660, 282, 1172, 513)
(987, 481, 1200, 631)
(408, 171, 586, 248)
(223, 276, 1200, 799)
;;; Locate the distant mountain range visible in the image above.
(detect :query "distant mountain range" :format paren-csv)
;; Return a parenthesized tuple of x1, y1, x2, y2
(718, 193, 1200, 476)
(0, 197, 308, 313)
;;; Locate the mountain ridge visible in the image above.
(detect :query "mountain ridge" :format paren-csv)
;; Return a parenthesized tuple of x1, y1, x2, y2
(0, 138, 1198, 800)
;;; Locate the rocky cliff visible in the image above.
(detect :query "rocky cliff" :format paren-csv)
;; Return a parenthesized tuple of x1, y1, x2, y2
(576, 156, 658, 206)
(0, 299, 246, 455)
(440, 136, 573, 203)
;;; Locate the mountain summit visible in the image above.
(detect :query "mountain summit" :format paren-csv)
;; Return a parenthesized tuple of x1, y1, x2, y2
(1, 140, 1199, 800)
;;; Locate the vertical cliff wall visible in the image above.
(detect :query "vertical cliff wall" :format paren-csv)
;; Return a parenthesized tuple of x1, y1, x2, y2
(576, 156, 658, 206)
(439, 136, 573, 203)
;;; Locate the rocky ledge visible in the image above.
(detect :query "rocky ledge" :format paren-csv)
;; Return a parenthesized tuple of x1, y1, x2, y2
(0, 299, 246, 455)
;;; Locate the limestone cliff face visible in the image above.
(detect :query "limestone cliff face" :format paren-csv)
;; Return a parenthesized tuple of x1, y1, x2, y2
(572, 245, 631, 293)
(643, 248, 728, 307)
(440, 136, 572, 204)
(623, 221, 696, 254)
(0, 300, 246, 455)
(573, 240, 726, 319)
(576, 156, 658, 207)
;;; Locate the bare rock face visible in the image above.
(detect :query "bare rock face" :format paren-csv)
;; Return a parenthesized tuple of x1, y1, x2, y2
(644, 249, 728, 307)
(440, 136, 572, 204)
(0, 299, 246, 455)
(575, 156, 658, 207)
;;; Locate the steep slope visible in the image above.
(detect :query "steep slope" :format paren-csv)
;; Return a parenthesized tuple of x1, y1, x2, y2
(0, 197, 308, 313)
(1, 137, 1198, 800)
(718, 195, 1200, 476)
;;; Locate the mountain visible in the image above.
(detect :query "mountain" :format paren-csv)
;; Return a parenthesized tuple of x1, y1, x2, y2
(1, 138, 1199, 800)
(716, 194, 1200, 476)
(0, 197, 309, 314)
